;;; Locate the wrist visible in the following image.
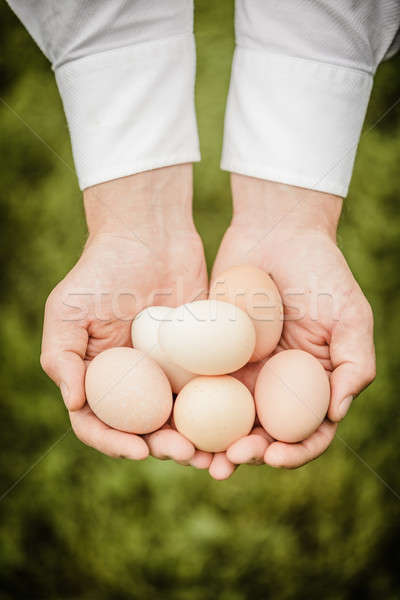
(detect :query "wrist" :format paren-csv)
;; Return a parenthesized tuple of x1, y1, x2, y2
(230, 174, 343, 242)
(83, 164, 195, 239)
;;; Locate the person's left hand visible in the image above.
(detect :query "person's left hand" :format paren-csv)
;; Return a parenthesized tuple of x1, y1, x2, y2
(206, 175, 376, 478)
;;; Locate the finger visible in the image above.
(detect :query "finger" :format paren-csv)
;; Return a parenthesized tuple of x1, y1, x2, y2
(190, 450, 213, 469)
(231, 361, 265, 394)
(264, 420, 337, 469)
(41, 293, 88, 411)
(252, 425, 274, 440)
(209, 452, 236, 480)
(227, 432, 269, 465)
(145, 428, 195, 464)
(328, 296, 376, 422)
(69, 405, 149, 460)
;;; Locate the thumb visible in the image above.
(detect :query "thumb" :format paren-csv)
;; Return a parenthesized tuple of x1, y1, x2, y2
(40, 294, 88, 411)
(328, 298, 376, 422)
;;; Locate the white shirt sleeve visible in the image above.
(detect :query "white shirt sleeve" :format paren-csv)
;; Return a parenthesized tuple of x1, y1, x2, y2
(221, 0, 400, 197)
(7, 0, 200, 190)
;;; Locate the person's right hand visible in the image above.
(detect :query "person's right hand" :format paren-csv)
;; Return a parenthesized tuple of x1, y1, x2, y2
(40, 165, 210, 464)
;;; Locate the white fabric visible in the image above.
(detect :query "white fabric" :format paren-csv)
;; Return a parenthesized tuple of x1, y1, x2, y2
(55, 33, 199, 190)
(6, 0, 400, 195)
(221, 0, 400, 197)
(221, 50, 373, 197)
(7, 0, 200, 189)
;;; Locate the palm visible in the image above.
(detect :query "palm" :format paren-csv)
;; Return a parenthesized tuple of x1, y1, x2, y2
(211, 224, 374, 470)
(233, 231, 353, 382)
(66, 232, 207, 356)
(42, 230, 209, 461)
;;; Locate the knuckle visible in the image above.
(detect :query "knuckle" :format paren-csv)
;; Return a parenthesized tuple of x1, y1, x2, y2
(71, 423, 93, 451)
(349, 295, 374, 327)
(71, 424, 82, 443)
(69, 414, 91, 448)
(69, 417, 84, 442)
(365, 360, 377, 384)
(362, 300, 374, 327)
(39, 352, 53, 374)
(353, 302, 371, 325)
(44, 288, 60, 313)
(92, 428, 118, 458)
(356, 358, 376, 389)
(69, 412, 118, 458)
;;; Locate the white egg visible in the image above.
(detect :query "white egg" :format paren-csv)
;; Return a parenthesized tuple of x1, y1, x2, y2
(131, 306, 194, 394)
(159, 299, 256, 375)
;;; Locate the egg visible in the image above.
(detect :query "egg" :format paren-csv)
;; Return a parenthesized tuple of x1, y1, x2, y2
(85, 347, 172, 434)
(159, 299, 256, 375)
(209, 264, 283, 362)
(132, 306, 194, 393)
(174, 376, 255, 452)
(254, 349, 330, 443)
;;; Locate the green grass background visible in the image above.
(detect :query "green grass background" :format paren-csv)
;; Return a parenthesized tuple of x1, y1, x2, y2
(1, 2, 400, 598)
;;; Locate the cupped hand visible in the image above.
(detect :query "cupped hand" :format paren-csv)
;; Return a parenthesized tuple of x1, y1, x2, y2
(209, 175, 376, 474)
(40, 166, 210, 463)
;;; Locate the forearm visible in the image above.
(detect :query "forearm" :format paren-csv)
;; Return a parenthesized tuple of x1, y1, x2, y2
(83, 164, 195, 239)
(230, 174, 343, 241)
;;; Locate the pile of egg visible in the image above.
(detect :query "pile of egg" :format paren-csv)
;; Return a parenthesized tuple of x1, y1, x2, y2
(85, 266, 330, 453)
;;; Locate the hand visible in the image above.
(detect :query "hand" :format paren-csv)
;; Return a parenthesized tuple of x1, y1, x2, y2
(210, 175, 376, 473)
(40, 165, 210, 463)
(145, 422, 213, 469)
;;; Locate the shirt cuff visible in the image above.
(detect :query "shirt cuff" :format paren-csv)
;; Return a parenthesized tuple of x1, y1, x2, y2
(221, 48, 373, 197)
(55, 33, 200, 190)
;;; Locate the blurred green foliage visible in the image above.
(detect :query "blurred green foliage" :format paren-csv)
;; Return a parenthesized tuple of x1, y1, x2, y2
(1, 2, 400, 599)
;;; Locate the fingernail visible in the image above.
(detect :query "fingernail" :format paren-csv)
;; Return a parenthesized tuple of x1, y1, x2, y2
(60, 382, 70, 407)
(339, 395, 353, 420)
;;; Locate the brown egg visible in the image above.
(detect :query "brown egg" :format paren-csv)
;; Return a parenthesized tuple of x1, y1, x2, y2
(255, 349, 330, 442)
(174, 376, 255, 452)
(209, 265, 283, 362)
(85, 347, 172, 434)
